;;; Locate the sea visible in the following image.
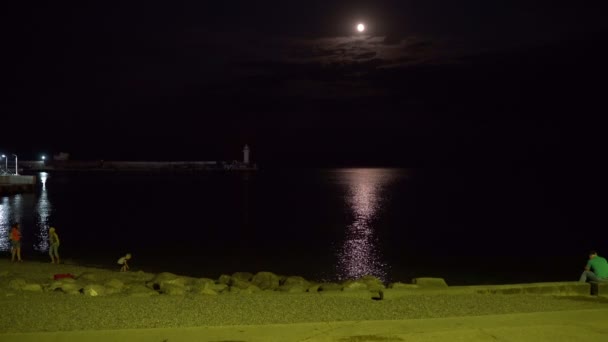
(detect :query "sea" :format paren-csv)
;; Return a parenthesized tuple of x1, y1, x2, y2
(0, 167, 601, 285)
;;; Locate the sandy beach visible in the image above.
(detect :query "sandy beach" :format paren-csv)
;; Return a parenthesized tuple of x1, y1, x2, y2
(1, 259, 606, 335)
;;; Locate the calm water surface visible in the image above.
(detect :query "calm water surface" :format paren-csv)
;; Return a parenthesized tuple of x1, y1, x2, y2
(0, 168, 598, 284)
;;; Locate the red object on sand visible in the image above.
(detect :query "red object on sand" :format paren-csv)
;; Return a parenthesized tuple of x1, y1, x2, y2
(53, 273, 75, 280)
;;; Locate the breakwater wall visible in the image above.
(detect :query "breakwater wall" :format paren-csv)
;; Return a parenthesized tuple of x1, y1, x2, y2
(19, 160, 257, 172)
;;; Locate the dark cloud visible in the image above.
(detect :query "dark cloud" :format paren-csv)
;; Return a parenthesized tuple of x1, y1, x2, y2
(354, 51, 378, 60)
(279, 35, 436, 66)
(381, 34, 403, 45)
(404, 40, 433, 51)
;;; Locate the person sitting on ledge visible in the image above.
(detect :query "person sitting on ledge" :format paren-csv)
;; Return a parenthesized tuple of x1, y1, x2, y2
(579, 250, 608, 282)
(117, 253, 132, 272)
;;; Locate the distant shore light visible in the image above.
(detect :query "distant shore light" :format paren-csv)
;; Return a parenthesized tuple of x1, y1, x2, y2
(357, 23, 365, 32)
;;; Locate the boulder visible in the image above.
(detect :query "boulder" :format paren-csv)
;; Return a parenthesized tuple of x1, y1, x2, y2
(231, 272, 253, 282)
(153, 272, 180, 284)
(104, 279, 124, 290)
(211, 283, 228, 293)
(389, 282, 420, 290)
(412, 277, 448, 288)
(251, 272, 280, 290)
(126, 285, 159, 297)
(318, 282, 342, 292)
(342, 280, 368, 291)
(83, 284, 107, 296)
(230, 278, 253, 289)
(49, 281, 82, 294)
(283, 276, 310, 288)
(8, 278, 27, 290)
(58, 277, 77, 283)
(218, 274, 231, 285)
(279, 276, 310, 292)
(193, 278, 216, 287)
(153, 272, 179, 283)
(151, 272, 191, 290)
(128, 270, 154, 282)
(307, 284, 321, 292)
(162, 284, 186, 296)
(78, 272, 98, 282)
(145, 281, 161, 291)
(278, 284, 307, 293)
(197, 288, 218, 295)
(49, 279, 83, 293)
(192, 279, 222, 293)
(192, 279, 215, 291)
(166, 276, 192, 287)
(22, 283, 43, 292)
(358, 275, 385, 291)
(247, 285, 261, 293)
(230, 284, 261, 294)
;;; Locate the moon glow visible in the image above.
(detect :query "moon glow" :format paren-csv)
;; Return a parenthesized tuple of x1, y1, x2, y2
(357, 23, 365, 32)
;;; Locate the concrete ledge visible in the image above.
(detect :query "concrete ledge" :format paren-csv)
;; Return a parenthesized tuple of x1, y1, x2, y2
(308, 282, 592, 301)
(379, 282, 592, 300)
(590, 282, 608, 296)
(601, 283, 608, 298)
(455, 282, 591, 296)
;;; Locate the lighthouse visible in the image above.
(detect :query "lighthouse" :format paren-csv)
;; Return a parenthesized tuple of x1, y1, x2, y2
(243, 145, 250, 164)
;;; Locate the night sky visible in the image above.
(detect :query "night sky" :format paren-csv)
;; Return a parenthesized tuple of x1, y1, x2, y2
(5, 1, 607, 166)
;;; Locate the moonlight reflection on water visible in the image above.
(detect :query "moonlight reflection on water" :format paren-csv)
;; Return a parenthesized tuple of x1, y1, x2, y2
(0, 194, 25, 252)
(336, 169, 399, 281)
(34, 172, 51, 252)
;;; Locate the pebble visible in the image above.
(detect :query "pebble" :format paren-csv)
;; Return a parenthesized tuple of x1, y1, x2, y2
(0, 291, 605, 333)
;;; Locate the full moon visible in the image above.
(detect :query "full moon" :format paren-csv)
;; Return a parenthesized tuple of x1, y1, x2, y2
(357, 23, 365, 32)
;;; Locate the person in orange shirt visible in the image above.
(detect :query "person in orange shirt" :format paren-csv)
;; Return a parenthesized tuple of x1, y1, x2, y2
(10, 223, 22, 262)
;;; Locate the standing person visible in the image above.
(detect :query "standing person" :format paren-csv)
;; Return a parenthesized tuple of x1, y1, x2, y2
(117, 253, 131, 272)
(49, 227, 60, 264)
(9, 223, 22, 262)
(579, 250, 608, 282)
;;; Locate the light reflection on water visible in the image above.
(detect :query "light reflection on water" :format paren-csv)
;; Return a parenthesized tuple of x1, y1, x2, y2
(0, 194, 25, 251)
(35, 172, 51, 252)
(1, 170, 404, 281)
(0, 172, 51, 253)
(0, 197, 11, 251)
(336, 168, 400, 281)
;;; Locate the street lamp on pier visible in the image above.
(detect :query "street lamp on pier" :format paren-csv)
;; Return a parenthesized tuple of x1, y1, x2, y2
(1, 154, 6, 172)
(13, 154, 18, 175)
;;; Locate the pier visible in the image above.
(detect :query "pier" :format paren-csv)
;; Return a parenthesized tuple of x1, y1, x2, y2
(16, 160, 257, 172)
(11, 145, 258, 173)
